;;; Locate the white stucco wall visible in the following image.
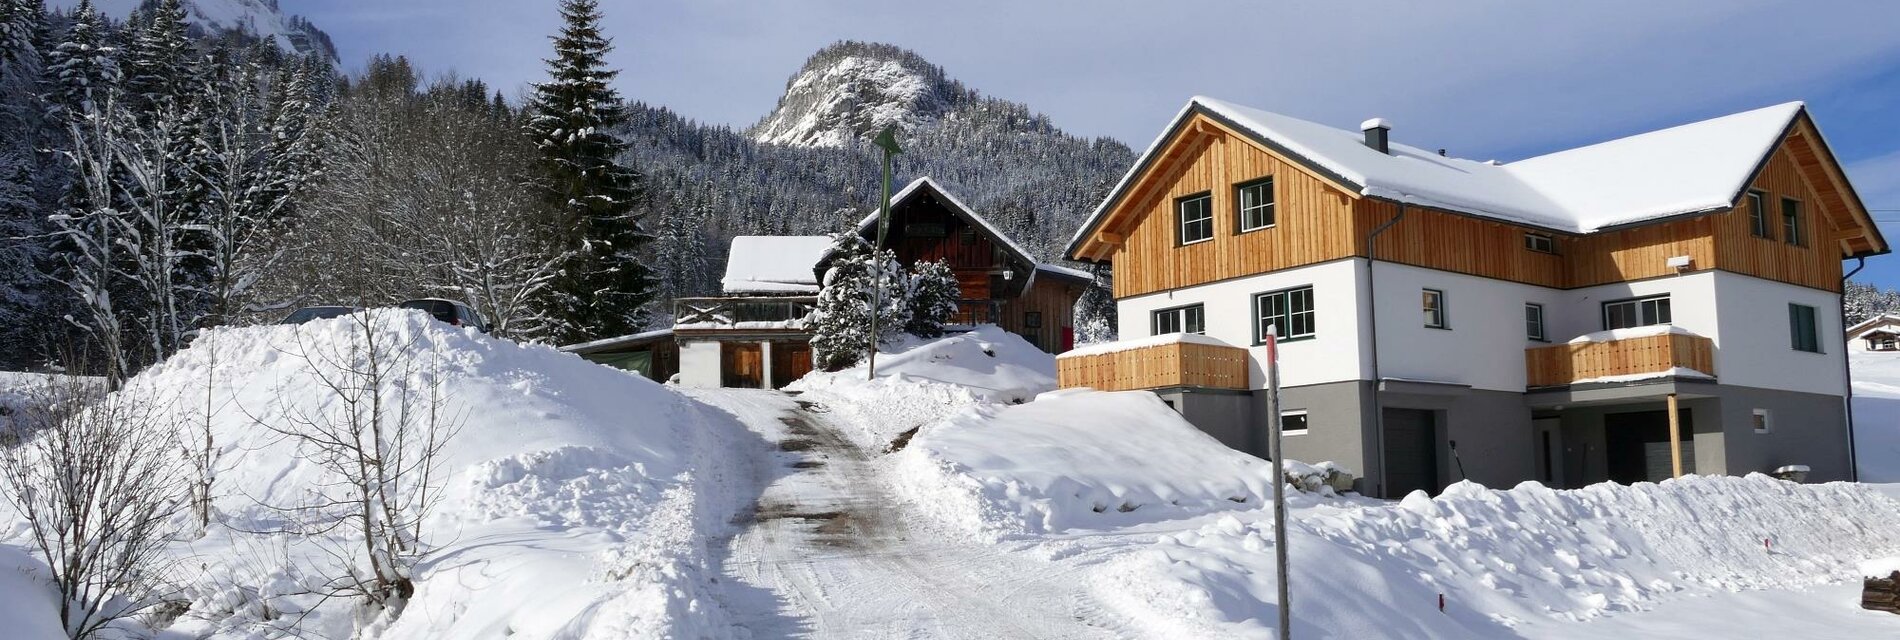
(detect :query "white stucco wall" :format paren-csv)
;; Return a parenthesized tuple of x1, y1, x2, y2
(1711, 271, 1845, 396)
(1115, 259, 1367, 388)
(1116, 259, 1844, 397)
(678, 339, 722, 388)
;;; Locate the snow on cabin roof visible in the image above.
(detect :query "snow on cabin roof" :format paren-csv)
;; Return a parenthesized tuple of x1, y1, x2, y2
(1072, 97, 1811, 252)
(1849, 314, 1900, 337)
(721, 236, 836, 294)
(853, 177, 1093, 284)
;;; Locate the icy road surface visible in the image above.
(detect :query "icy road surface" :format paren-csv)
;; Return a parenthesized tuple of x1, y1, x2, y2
(687, 389, 1126, 639)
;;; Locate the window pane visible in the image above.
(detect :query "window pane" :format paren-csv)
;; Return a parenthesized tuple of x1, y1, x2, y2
(1185, 305, 1205, 335)
(1605, 302, 1637, 330)
(1748, 192, 1768, 238)
(1526, 304, 1544, 340)
(1423, 290, 1444, 327)
(1154, 309, 1178, 334)
(1782, 198, 1801, 246)
(1281, 412, 1308, 434)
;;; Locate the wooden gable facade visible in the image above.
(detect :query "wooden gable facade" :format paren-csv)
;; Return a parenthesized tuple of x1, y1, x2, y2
(1071, 107, 1887, 299)
(830, 179, 1091, 353)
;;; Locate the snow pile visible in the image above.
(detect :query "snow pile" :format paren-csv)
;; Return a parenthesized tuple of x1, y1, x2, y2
(2, 311, 754, 639)
(1060, 331, 1239, 358)
(1852, 347, 1900, 482)
(893, 388, 1334, 538)
(1565, 324, 1699, 344)
(1092, 475, 1900, 638)
(789, 326, 1056, 448)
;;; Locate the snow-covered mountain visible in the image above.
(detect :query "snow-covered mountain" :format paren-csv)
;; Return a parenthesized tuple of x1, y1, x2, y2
(56, 0, 336, 60)
(748, 42, 967, 148)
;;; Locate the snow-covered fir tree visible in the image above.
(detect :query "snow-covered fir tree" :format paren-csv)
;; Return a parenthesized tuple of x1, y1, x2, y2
(811, 235, 911, 371)
(121, 0, 190, 114)
(526, 0, 654, 343)
(906, 258, 958, 338)
(42, 0, 119, 118)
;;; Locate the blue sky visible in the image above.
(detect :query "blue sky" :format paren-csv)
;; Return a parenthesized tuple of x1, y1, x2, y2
(268, 1, 1897, 287)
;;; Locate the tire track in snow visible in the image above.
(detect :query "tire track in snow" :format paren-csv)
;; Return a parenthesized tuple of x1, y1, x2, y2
(691, 389, 1126, 639)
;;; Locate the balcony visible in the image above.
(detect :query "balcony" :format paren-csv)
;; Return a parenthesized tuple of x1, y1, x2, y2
(673, 296, 817, 332)
(1526, 329, 1715, 388)
(1056, 335, 1251, 392)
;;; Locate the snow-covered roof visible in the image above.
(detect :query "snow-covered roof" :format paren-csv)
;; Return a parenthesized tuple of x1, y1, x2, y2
(1071, 97, 1844, 255)
(1848, 314, 1900, 338)
(721, 236, 836, 294)
(852, 177, 1091, 283)
(560, 328, 675, 353)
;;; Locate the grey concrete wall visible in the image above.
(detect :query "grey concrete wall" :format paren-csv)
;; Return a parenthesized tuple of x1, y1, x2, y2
(1710, 385, 1850, 482)
(1272, 380, 1377, 493)
(1375, 388, 1536, 495)
(1155, 388, 1255, 454)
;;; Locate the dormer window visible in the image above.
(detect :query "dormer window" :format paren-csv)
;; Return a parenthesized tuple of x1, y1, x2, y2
(1523, 233, 1555, 254)
(1177, 193, 1213, 245)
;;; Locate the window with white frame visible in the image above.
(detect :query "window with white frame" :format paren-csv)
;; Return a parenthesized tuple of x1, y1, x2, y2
(1525, 303, 1546, 341)
(1152, 304, 1205, 336)
(1255, 286, 1316, 342)
(1177, 193, 1213, 245)
(1523, 232, 1555, 254)
(1752, 408, 1773, 433)
(1237, 178, 1276, 232)
(1603, 295, 1671, 330)
(1747, 190, 1770, 239)
(1423, 289, 1448, 329)
(1280, 410, 1309, 436)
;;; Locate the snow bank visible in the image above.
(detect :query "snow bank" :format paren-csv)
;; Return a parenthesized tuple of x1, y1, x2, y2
(1093, 475, 1900, 638)
(788, 326, 1055, 449)
(1, 311, 755, 639)
(893, 388, 1343, 538)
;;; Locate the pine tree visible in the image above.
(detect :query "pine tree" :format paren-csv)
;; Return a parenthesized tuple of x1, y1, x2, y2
(122, 0, 191, 115)
(41, 0, 118, 118)
(905, 258, 958, 338)
(525, 0, 654, 343)
(810, 235, 910, 371)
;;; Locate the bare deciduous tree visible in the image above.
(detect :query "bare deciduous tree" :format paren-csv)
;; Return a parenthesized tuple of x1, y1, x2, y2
(253, 310, 461, 629)
(0, 374, 188, 639)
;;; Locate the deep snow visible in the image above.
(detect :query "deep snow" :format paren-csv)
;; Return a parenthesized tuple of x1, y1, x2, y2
(0, 311, 763, 639)
(1852, 347, 1900, 482)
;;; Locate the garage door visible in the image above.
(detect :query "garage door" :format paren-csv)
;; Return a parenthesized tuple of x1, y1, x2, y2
(1382, 408, 1439, 498)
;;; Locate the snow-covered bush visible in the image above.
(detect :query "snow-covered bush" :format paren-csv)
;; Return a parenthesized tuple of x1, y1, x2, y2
(905, 258, 959, 338)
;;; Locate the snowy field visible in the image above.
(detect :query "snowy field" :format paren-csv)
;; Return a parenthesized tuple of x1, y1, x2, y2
(4, 320, 1900, 638)
(1853, 348, 1900, 482)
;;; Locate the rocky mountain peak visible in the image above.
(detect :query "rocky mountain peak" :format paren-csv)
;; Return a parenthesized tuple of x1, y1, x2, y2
(747, 41, 974, 149)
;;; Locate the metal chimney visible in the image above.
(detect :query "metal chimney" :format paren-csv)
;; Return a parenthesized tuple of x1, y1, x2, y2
(1361, 118, 1391, 154)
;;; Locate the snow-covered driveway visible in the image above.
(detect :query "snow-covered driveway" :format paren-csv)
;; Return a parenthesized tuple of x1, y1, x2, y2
(685, 388, 1125, 639)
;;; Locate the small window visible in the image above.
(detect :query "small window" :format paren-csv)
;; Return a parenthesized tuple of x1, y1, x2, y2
(1782, 198, 1804, 246)
(1789, 303, 1820, 353)
(1237, 178, 1276, 232)
(1023, 311, 1042, 329)
(1152, 304, 1205, 336)
(1280, 410, 1309, 436)
(1523, 233, 1555, 254)
(958, 227, 978, 246)
(1177, 193, 1214, 245)
(1525, 303, 1546, 341)
(1603, 295, 1671, 330)
(1422, 289, 1447, 329)
(906, 222, 946, 237)
(1752, 408, 1773, 434)
(1255, 286, 1316, 342)
(1746, 190, 1770, 239)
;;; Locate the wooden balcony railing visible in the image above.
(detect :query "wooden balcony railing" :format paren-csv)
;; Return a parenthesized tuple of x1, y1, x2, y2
(1056, 337, 1251, 391)
(1526, 332, 1715, 388)
(673, 296, 816, 330)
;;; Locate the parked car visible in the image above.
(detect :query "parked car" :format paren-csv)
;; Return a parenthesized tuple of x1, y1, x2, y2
(398, 298, 491, 333)
(280, 306, 362, 325)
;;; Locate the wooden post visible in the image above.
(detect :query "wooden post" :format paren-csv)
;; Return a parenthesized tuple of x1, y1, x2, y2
(1667, 393, 1683, 478)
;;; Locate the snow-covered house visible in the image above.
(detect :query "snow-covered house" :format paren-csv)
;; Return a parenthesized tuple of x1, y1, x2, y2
(820, 177, 1094, 353)
(1849, 314, 1900, 352)
(570, 178, 1092, 389)
(1062, 97, 1887, 495)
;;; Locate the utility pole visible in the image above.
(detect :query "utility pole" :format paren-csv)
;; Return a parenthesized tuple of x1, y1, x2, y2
(1265, 326, 1291, 640)
(867, 125, 903, 380)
